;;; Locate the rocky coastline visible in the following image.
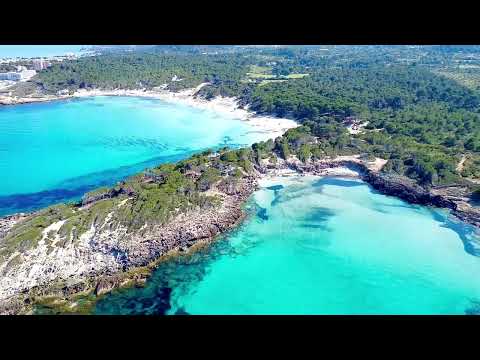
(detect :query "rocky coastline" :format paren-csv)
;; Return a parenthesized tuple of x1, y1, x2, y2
(1, 152, 480, 314)
(0, 87, 480, 314)
(282, 156, 480, 228)
(0, 173, 258, 314)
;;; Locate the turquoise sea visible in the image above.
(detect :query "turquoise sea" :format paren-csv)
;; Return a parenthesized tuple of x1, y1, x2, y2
(0, 96, 272, 216)
(3, 95, 480, 314)
(95, 176, 480, 315)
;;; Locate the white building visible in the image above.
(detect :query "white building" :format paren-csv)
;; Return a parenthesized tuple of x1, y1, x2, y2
(33, 59, 43, 71)
(0, 69, 36, 81)
(33, 58, 50, 71)
(0, 72, 21, 81)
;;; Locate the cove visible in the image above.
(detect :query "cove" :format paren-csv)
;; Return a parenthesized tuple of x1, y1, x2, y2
(0, 96, 272, 216)
(94, 176, 480, 315)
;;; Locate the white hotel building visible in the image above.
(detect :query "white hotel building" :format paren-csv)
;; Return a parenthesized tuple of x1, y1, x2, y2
(0, 69, 37, 81)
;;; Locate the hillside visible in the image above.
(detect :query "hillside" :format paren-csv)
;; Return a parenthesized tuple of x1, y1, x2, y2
(4, 46, 479, 187)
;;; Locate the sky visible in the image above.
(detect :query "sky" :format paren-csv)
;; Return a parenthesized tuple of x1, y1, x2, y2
(0, 45, 88, 59)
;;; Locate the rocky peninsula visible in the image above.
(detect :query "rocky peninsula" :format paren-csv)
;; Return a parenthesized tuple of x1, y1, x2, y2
(1, 84, 480, 315)
(1, 142, 480, 314)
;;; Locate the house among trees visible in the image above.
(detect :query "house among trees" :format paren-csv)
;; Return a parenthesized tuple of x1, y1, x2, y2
(343, 116, 362, 130)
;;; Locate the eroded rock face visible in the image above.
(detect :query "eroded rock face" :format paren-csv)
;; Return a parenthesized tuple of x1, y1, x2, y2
(362, 171, 480, 228)
(94, 278, 115, 296)
(451, 203, 480, 228)
(2, 153, 480, 314)
(362, 172, 455, 208)
(98, 176, 257, 268)
(0, 175, 258, 313)
(0, 214, 27, 239)
(81, 185, 136, 206)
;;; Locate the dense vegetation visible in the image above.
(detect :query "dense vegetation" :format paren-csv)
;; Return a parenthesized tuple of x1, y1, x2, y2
(12, 45, 480, 186)
(0, 147, 256, 262)
(4, 114, 480, 262)
(33, 53, 251, 95)
(239, 62, 480, 185)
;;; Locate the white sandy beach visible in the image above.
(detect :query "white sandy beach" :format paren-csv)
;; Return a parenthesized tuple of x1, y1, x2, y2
(72, 84, 299, 141)
(272, 166, 360, 179)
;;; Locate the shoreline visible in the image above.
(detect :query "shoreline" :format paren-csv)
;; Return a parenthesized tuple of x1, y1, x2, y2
(75, 87, 300, 141)
(0, 174, 258, 314)
(0, 166, 365, 314)
(1, 87, 480, 313)
(2, 157, 480, 314)
(0, 85, 299, 142)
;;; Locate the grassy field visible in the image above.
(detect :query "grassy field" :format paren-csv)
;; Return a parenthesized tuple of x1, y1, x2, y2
(434, 68, 480, 91)
(258, 79, 288, 86)
(246, 64, 309, 85)
(283, 73, 309, 79)
(246, 65, 273, 79)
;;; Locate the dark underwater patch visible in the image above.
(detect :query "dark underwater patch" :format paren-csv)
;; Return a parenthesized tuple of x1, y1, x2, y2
(266, 185, 284, 191)
(313, 177, 364, 188)
(465, 300, 480, 315)
(0, 150, 201, 217)
(302, 206, 336, 222)
(371, 206, 391, 215)
(266, 184, 285, 207)
(421, 207, 480, 257)
(297, 206, 336, 233)
(85, 136, 170, 151)
(427, 206, 480, 258)
(438, 216, 480, 257)
(270, 185, 309, 207)
(427, 208, 448, 223)
(174, 307, 190, 315)
(95, 287, 173, 315)
(299, 223, 332, 231)
(0, 188, 86, 217)
(222, 136, 233, 143)
(256, 207, 269, 220)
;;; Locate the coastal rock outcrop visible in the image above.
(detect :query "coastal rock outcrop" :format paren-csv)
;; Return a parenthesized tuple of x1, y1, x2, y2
(262, 154, 480, 228)
(0, 173, 258, 314)
(361, 172, 457, 209)
(0, 214, 26, 239)
(2, 151, 480, 314)
(81, 184, 136, 206)
(362, 171, 480, 228)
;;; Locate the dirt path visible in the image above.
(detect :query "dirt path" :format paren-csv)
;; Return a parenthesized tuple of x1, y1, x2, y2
(457, 154, 467, 173)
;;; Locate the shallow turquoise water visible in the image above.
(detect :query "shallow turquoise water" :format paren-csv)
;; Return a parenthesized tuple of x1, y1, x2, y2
(94, 176, 480, 315)
(0, 96, 269, 215)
